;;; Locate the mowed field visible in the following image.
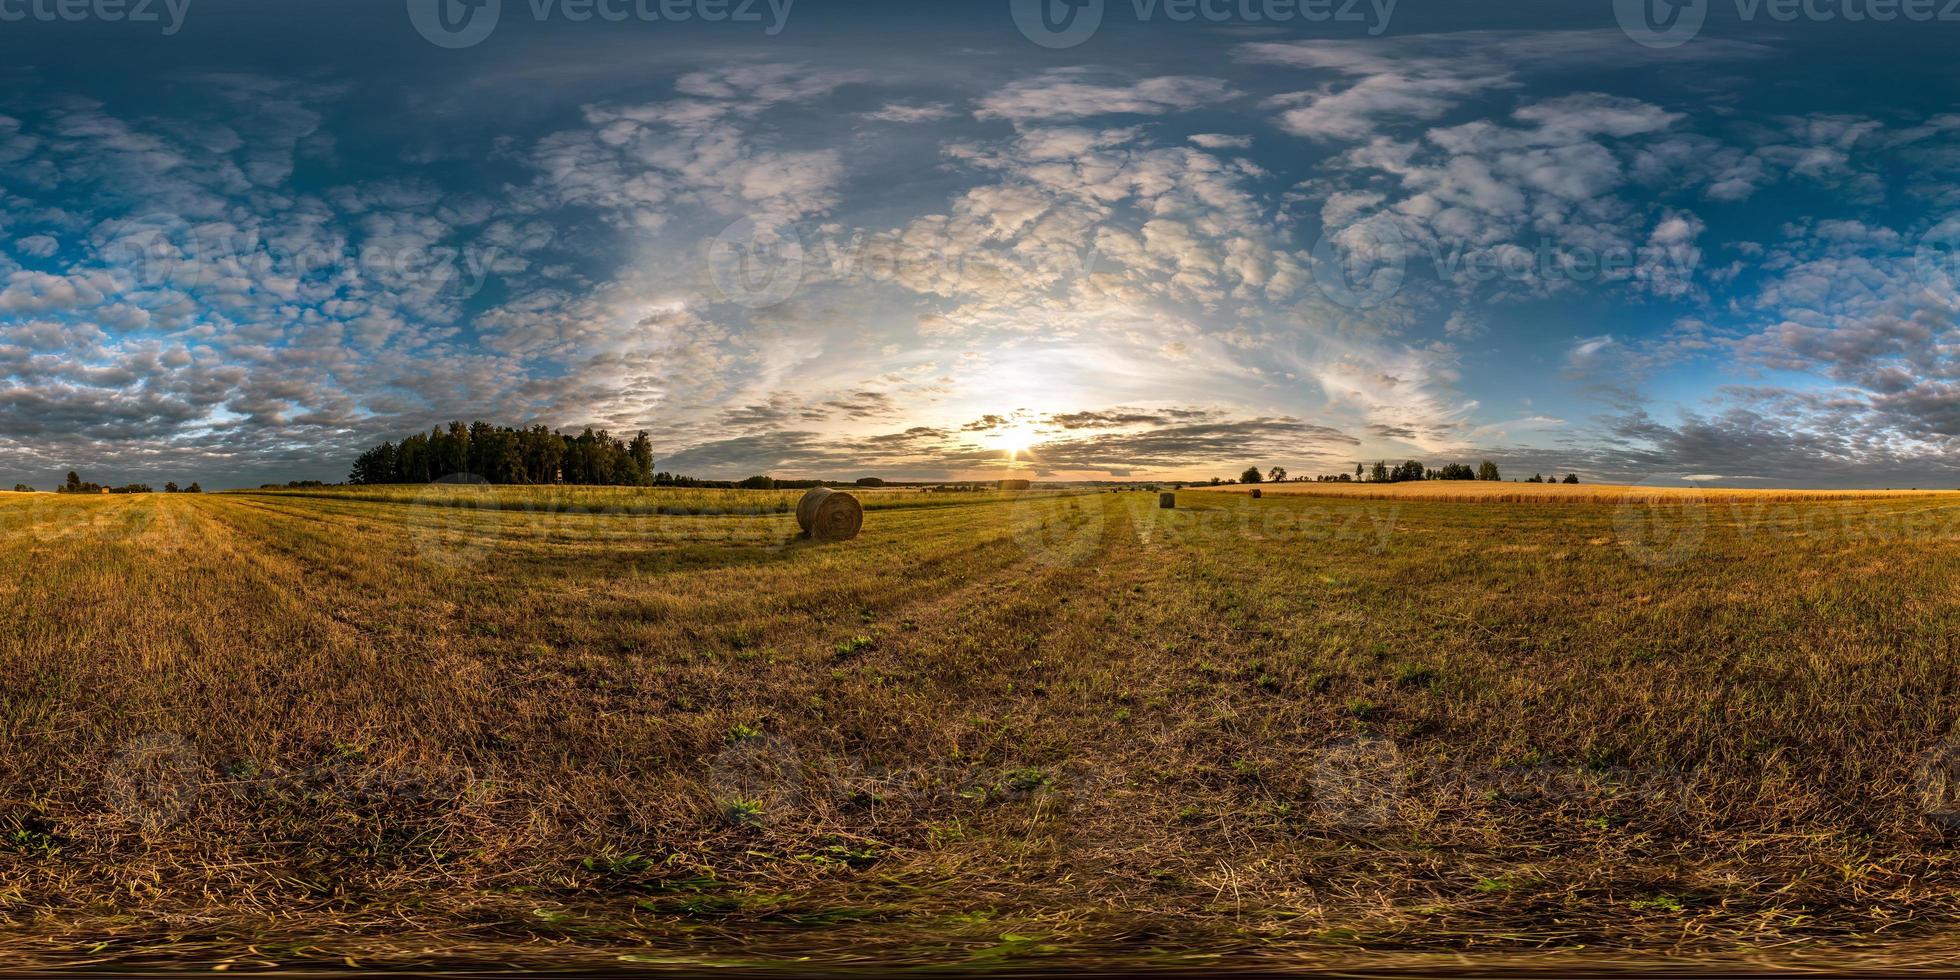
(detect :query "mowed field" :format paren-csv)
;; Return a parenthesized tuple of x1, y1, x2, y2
(4, 485, 1960, 970)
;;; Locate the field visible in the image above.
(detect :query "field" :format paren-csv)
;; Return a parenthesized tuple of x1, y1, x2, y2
(4, 484, 1960, 970)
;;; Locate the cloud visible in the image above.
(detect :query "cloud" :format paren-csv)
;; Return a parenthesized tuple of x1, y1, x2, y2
(974, 70, 1237, 123)
(657, 408, 1358, 479)
(13, 234, 57, 258)
(864, 102, 955, 124)
(1238, 30, 1764, 143)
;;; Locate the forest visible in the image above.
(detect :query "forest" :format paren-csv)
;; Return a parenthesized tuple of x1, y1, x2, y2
(347, 422, 667, 486)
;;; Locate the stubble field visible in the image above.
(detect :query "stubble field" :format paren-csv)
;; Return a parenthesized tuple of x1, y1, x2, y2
(3, 484, 1960, 971)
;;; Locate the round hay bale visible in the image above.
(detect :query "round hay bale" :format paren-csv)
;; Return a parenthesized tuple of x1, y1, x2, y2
(1250, 488, 1262, 499)
(796, 487, 864, 542)
(1159, 492, 1176, 509)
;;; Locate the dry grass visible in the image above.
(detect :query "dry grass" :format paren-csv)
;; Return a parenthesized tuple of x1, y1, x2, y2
(4, 487, 1960, 970)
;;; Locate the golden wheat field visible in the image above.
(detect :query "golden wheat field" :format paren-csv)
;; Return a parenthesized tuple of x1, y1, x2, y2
(5, 485, 1960, 970)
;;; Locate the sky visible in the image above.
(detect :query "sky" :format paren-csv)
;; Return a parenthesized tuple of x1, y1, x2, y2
(2, 0, 1959, 488)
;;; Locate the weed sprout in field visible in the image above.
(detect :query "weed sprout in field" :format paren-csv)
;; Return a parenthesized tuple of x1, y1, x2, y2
(706, 734, 841, 826)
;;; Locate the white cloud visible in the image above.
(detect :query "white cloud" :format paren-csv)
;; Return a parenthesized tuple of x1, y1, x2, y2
(974, 70, 1237, 123)
(864, 102, 955, 124)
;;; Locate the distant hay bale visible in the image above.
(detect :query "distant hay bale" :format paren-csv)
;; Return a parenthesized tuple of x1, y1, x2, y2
(796, 487, 864, 542)
(1159, 492, 1175, 509)
(1250, 488, 1262, 499)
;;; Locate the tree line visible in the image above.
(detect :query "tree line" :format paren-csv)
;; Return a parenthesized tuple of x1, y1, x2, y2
(348, 422, 664, 486)
(46, 472, 201, 494)
(1224, 461, 1581, 485)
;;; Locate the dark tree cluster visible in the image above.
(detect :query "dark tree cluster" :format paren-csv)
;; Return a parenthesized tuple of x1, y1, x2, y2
(1300, 460, 1580, 484)
(55, 471, 192, 494)
(57, 471, 103, 494)
(348, 422, 658, 487)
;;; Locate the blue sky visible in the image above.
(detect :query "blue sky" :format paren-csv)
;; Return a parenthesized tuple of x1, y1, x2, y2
(2, 0, 1958, 487)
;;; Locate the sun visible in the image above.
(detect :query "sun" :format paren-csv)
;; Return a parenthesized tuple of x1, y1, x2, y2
(998, 424, 1039, 459)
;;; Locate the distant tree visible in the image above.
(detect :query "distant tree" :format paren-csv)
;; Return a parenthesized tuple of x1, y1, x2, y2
(627, 431, 655, 486)
(1477, 461, 1500, 481)
(1209, 476, 1221, 486)
(1393, 460, 1425, 483)
(11, 484, 30, 492)
(57, 471, 103, 494)
(1355, 463, 1364, 480)
(164, 481, 179, 493)
(856, 477, 885, 487)
(186, 483, 202, 493)
(1563, 473, 1580, 484)
(1267, 466, 1287, 484)
(737, 475, 777, 490)
(1526, 473, 1544, 483)
(1241, 466, 1264, 484)
(1370, 461, 1390, 483)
